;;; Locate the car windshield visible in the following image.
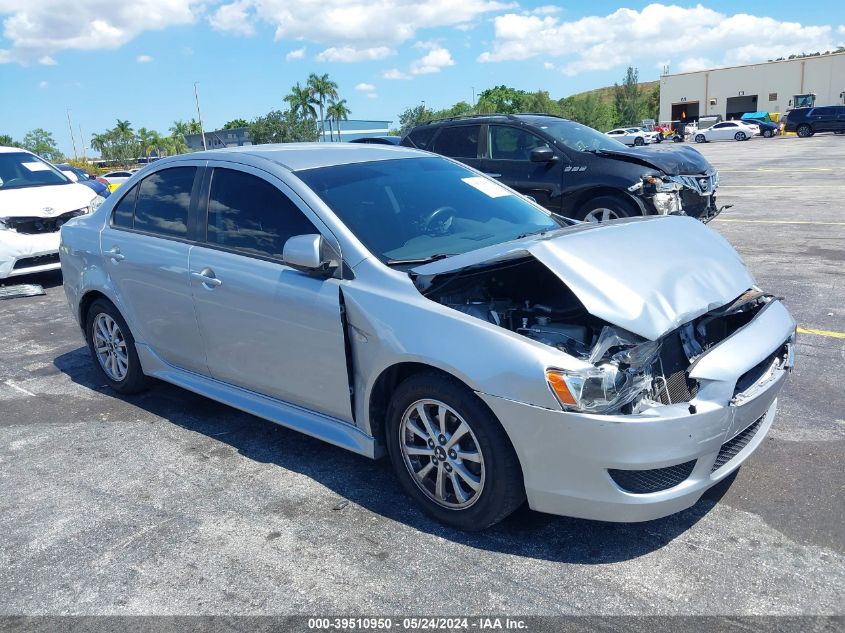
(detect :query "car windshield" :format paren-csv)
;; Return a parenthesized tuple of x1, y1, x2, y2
(0, 152, 70, 190)
(527, 118, 627, 152)
(297, 157, 561, 265)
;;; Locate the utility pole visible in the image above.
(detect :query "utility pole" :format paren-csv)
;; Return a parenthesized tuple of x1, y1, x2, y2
(194, 82, 207, 150)
(472, 87, 475, 107)
(66, 109, 78, 160)
(78, 124, 87, 161)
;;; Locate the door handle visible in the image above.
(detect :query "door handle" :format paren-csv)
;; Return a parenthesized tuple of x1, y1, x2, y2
(484, 172, 502, 178)
(106, 247, 125, 262)
(191, 268, 222, 288)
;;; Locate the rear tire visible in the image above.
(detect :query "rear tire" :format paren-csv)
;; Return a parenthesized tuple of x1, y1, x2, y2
(576, 195, 633, 223)
(695, 134, 706, 143)
(763, 129, 773, 138)
(734, 132, 747, 141)
(386, 372, 525, 530)
(85, 299, 151, 395)
(634, 137, 645, 146)
(797, 124, 814, 138)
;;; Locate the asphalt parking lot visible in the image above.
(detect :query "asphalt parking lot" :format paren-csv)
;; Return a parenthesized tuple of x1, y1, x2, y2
(1, 134, 843, 616)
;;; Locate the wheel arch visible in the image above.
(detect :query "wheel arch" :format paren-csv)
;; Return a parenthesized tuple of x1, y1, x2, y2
(569, 186, 648, 217)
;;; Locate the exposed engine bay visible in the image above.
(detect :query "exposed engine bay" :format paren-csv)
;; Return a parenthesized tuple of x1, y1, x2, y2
(417, 257, 783, 414)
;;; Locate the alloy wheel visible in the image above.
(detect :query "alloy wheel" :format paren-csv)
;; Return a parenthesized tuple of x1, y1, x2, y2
(695, 134, 706, 143)
(93, 313, 129, 381)
(797, 125, 812, 138)
(399, 399, 485, 509)
(583, 207, 621, 223)
(735, 132, 746, 141)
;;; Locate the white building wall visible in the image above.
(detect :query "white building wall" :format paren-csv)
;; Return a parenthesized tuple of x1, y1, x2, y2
(659, 53, 845, 122)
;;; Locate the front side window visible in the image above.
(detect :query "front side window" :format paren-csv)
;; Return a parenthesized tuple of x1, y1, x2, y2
(134, 167, 196, 238)
(488, 126, 549, 161)
(111, 184, 139, 228)
(528, 118, 627, 152)
(298, 157, 561, 265)
(432, 125, 481, 159)
(206, 168, 316, 259)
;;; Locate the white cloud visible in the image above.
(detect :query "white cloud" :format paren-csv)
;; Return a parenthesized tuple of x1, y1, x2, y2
(383, 68, 411, 80)
(38, 80, 48, 88)
(677, 57, 715, 73)
(410, 45, 455, 74)
(207, 0, 254, 35)
(0, 1, 200, 64)
(355, 82, 376, 92)
(543, 61, 554, 70)
(367, 92, 378, 99)
(136, 54, 153, 63)
(478, 5, 838, 76)
(209, 0, 514, 49)
(39, 55, 56, 65)
(285, 46, 306, 61)
(315, 46, 392, 62)
(528, 5, 560, 15)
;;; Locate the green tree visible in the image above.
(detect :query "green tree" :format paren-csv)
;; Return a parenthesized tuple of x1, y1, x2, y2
(21, 128, 63, 161)
(137, 127, 153, 159)
(223, 118, 249, 129)
(476, 85, 530, 114)
(0, 133, 17, 147)
(398, 104, 435, 134)
(284, 82, 318, 121)
(170, 120, 191, 138)
(307, 73, 339, 141)
(614, 66, 642, 126)
(247, 109, 319, 145)
(326, 99, 351, 141)
(187, 119, 202, 135)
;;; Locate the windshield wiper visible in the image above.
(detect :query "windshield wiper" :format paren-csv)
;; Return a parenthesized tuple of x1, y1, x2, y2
(515, 228, 551, 239)
(385, 253, 457, 266)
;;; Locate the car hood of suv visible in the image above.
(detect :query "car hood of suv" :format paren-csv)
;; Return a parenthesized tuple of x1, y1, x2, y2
(594, 144, 713, 176)
(0, 183, 96, 218)
(411, 215, 753, 341)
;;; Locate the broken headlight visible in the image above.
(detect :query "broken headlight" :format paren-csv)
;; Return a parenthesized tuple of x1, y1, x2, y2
(652, 191, 682, 214)
(547, 364, 653, 414)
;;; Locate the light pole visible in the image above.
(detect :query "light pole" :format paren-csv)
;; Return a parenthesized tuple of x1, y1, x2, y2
(194, 82, 207, 150)
(66, 109, 78, 160)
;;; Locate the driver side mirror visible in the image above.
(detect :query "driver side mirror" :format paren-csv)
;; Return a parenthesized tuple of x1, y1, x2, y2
(530, 147, 556, 163)
(282, 234, 339, 276)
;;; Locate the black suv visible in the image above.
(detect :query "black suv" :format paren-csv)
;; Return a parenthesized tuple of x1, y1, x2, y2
(401, 114, 722, 222)
(783, 106, 845, 137)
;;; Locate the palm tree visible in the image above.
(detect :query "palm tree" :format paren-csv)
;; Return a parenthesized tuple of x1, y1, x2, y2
(170, 120, 190, 139)
(137, 127, 152, 159)
(327, 99, 351, 142)
(284, 82, 318, 120)
(114, 119, 133, 140)
(307, 73, 339, 142)
(187, 118, 202, 135)
(89, 132, 107, 154)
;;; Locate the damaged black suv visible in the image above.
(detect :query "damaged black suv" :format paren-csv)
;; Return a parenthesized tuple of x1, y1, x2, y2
(401, 114, 722, 222)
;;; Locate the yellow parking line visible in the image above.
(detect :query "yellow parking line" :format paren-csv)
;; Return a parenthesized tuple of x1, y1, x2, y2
(797, 327, 845, 339)
(714, 219, 845, 225)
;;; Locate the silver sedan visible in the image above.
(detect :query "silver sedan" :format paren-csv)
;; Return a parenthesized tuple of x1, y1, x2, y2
(59, 144, 795, 530)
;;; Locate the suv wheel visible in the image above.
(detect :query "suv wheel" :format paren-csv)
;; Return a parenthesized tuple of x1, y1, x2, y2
(763, 129, 773, 138)
(578, 196, 633, 223)
(694, 134, 706, 143)
(797, 124, 814, 138)
(634, 137, 645, 146)
(85, 299, 151, 394)
(386, 372, 525, 530)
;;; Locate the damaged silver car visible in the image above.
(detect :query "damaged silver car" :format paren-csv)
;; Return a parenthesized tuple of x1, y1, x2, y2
(60, 144, 796, 530)
(1, 147, 105, 280)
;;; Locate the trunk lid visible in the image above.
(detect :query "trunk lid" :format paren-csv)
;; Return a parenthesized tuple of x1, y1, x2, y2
(412, 216, 754, 341)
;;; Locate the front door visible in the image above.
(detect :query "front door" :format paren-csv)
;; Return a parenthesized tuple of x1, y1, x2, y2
(189, 164, 353, 422)
(100, 165, 208, 375)
(482, 124, 564, 212)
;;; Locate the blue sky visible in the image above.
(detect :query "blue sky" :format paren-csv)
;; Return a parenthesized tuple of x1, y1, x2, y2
(1, 0, 843, 155)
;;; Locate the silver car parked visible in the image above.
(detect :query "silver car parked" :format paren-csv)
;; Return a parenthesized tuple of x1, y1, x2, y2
(60, 144, 796, 530)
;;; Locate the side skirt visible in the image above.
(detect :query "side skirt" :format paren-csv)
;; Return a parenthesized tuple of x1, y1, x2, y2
(136, 343, 379, 458)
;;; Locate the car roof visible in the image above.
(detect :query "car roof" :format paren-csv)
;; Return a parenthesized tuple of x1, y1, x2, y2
(154, 142, 428, 172)
(0, 146, 32, 154)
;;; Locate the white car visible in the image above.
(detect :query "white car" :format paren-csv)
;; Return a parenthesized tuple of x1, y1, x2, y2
(693, 121, 757, 143)
(606, 128, 650, 146)
(101, 170, 134, 186)
(0, 147, 105, 279)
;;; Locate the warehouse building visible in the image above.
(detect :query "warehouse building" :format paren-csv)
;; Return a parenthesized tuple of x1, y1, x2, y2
(659, 52, 845, 124)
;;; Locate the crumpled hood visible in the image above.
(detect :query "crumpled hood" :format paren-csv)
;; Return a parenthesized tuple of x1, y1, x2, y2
(0, 183, 96, 218)
(597, 144, 713, 176)
(412, 216, 754, 341)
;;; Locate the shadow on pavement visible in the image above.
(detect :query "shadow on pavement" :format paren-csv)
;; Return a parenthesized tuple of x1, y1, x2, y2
(55, 345, 734, 565)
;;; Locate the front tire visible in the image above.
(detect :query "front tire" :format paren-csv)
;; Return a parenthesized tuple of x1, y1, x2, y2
(695, 133, 706, 143)
(386, 372, 525, 530)
(797, 124, 814, 138)
(85, 299, 151, 394)
(734, 132, 747, 141)
(577, 195, 633, 223)
(634, 137, 645, 146)
(763, 129, 773, 138)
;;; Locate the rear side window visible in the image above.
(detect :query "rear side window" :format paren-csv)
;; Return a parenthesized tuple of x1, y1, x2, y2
(134, 167, 196, 238)
(206, 168, 317, 259)
(812, 107, 834, 116)
(111, 184, 139, 228)
(406, 127, 437, 150)
(433, 125, 481, 159)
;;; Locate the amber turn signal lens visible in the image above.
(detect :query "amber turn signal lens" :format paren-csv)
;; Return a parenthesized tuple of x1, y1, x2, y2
(546, 370, 577, 406)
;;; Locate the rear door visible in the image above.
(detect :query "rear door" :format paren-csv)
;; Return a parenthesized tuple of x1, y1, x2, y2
(100, 163, 209, 374)
(835, 107, 845, 132)
(809, 107, 836, 132)
(430, 124, 484, 172)
(188, 162, 353, 422)
(482, 124, 564, 212)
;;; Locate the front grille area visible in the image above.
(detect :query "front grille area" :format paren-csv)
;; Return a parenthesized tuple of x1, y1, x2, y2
(4, 210, 84, 234)
(609, 460, 696, 494)
(12, 253, 60, 270)
(652, 330, 699, 405)
(711, 415, 764, 473)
